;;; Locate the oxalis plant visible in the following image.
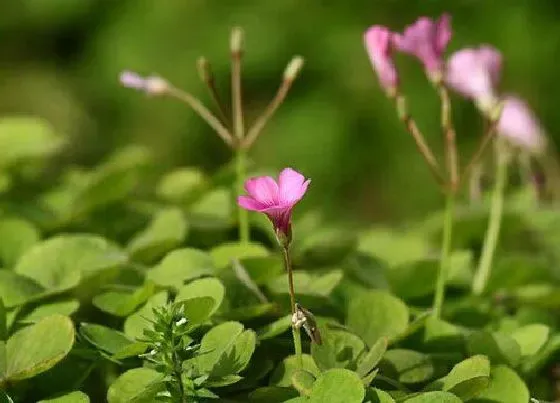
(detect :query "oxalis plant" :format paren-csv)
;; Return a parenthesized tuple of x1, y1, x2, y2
(1, 15, 560, 403)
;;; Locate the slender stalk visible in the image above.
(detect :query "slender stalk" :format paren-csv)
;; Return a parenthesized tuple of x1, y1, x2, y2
(166, 86, 233, 147)
(438, 85, 458, 189)
(472, 141, 509, 295)
(171, 325, 187, 403)
(462, 119, 498, 184)
(243, 80, 291, 149)
(236, 148, 250, 243)
(231, 28, 244, 141)
(282, 245, 302, 367)
(433, 191, 454, 318)
(394, 94, 445, 186)
(196, 57, 231, 128)
(243, 56, 303, 149)
(469, 162, 483, 203)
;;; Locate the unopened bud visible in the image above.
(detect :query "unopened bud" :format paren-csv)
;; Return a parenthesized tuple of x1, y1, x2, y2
(144, 76, 169, 96)
(197, 57, 213, 83)
(119, 70, 169, 96)
(283, 56, 304, 82)
(230, 27, 244, 55)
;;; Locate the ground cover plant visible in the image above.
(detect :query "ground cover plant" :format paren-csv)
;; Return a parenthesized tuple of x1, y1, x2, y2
(1, 12, 560, 403)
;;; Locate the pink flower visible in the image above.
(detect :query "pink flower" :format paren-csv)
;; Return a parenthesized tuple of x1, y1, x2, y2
(498, 96, 546, 153)
(445, 46, 502, 112)
(238, 168, 310, 243)
(393, 14, 451, 76)
(364, 26, 399, 92)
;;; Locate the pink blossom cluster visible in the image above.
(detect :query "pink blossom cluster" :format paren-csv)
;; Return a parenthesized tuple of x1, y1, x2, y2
(364, 15, 545, 153)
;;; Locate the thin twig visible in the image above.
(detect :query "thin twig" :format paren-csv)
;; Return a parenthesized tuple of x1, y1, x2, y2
(438, 84, 459, 190)
(395, 94, 445, 186)
(197, 57, 231, 128)
(231, 27, 244, 141)
(166, 86, 234, 147)
(462, 118, 499, 185)
(243, 81, 291, 149)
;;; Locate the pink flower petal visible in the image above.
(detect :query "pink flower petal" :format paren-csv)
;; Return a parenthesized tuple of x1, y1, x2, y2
(278, 168, 310, 205)
(445, 46, 502, 110)
(436, 14, 452, 54)
(498, 96, 545, 152)
(237, 196, 267, 212)
(478, 46, 502, 87)
(393, 14, 451, 73)
(364, 26, 399, 90)
(244, 176, 279, 207)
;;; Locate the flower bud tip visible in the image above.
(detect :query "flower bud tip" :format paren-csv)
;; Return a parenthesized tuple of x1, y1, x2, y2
(230, 27, 244, 54)
(284, 56, 304, 81)
(197, 57, 212, 83)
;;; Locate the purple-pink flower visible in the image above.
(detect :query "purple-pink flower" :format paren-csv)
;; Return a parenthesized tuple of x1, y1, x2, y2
(445, 46, 502, 112)
(364, 26, 399, 92)
(498, 96, 546, 153)
(393, 14, 451, 76)
(238, 168, 310, 242)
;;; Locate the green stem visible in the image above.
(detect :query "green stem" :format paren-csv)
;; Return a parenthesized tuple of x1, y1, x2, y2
(292, 327, 303, 366)
(473, 143, 509, 295)
(433, 191, 454, 318)
(236, 149, 250, 244)
(171, 328, 187, 403)
(282, 245, 302, 368)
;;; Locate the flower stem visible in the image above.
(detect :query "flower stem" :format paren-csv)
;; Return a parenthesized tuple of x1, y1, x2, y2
(282, 245, 302, 367)
(236, 148, 250, 244)
(433, 190, 454, 318)
(394, 94, 445, 187)
(472, 141, 509, 295)
(242, 56, 303, 150)
(462, 118, 498, 186)
(167, 86, 233, 147)
(438, 85, 459, 189)
(230, 27, 244, 142)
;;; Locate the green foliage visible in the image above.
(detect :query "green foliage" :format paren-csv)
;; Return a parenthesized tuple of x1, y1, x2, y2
(441, 355, 490, 400)
(38, 391, 90, 403)
(1, 8, 559, 399)
(107, 368, 163, 403)
(0, 117, 62, 168)
(14, 235, 126, 292)
(1, 315, 74, 383)
(347, 290, 409, 346)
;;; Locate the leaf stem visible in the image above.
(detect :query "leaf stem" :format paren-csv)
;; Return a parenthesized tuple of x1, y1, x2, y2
(282, 245, 302, 367)
(433, 190, 454, 318)
(472, 140, 509, 295)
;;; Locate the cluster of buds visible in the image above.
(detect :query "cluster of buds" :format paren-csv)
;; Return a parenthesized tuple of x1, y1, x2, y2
(119, 27, 304, 152)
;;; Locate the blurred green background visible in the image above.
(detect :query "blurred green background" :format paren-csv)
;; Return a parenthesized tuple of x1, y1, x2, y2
(1, 0, 558, 224)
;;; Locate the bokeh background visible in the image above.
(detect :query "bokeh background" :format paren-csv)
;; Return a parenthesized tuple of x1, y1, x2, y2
(1, 0, 558, 225)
